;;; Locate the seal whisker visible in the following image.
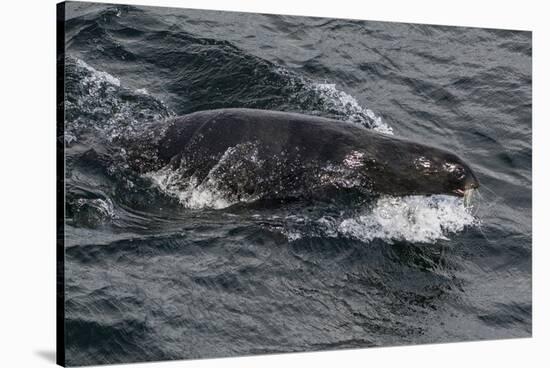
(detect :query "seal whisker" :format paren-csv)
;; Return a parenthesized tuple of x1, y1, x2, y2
(475, 186, 504, 219)
(469, 190, 483, 217)
(481, 185, 504, 201)
(464, 188, 475, 207)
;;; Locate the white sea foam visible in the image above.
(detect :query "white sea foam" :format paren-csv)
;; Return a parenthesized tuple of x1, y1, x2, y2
(274, 66, 393, 134)
(146, 143, 264, 209)
(76, 58, 121, 87)
(337, 195, 477, 243)
(311, 83, 393, 135)
(135, 88, 149, 95)
(73, 198, 117, 227)
(66, 57, 173, 145)
(280, 195, 477, 244)
(147, 168, 234, 209)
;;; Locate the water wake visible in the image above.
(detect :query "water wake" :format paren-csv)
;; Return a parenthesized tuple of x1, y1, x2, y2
(66, 57, 476, 244)
(64, 56, 173, 145)
(282, 195, 477, 244)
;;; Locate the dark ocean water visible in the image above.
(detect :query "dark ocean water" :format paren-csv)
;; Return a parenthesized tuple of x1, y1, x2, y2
(61, 2, 532, 366)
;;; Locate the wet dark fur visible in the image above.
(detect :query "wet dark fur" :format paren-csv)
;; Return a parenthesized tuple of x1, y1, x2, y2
(126, 108, 479, 200)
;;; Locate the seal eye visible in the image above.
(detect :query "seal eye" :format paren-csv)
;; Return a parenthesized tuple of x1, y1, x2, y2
(443, 162, 466, 180)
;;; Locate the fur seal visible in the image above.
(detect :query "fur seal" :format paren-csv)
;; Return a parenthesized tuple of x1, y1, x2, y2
(124, 108, 479, 205)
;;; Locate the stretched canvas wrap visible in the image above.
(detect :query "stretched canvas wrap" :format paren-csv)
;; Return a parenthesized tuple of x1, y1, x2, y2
(56, 1, 532, 366)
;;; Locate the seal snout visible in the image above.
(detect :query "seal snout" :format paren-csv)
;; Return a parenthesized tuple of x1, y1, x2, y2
(464, 169, 480, 190)
(459, 169, 479, 207)
(464, 175, 480, 191)
(453, 180, 478, 195)
(446, 158, 479, 205)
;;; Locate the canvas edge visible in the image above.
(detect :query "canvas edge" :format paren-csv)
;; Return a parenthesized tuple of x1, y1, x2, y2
(56, 1, 67, 367)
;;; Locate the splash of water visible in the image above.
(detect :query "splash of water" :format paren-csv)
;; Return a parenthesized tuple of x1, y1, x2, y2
(275, 66, 393, 134)
(338, 195, 477, 243)
(282, 195, 477, 244)
(65, 59, 476, 244)
(64, 56, 173, 144)
(311, 82, 393, 134)
(146, 142, 264, 209)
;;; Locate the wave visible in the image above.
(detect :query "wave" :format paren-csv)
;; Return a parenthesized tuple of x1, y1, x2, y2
(146, 142, 266, 209)
(71, 198, 117, 228)
(147, 166, 236, 210)
(274, 66, 393, 134)
(65, 54, 391, 143)
(64, 56, 173, 145)
(309, 82, 392, 134)
(283, 195, 477, 243)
